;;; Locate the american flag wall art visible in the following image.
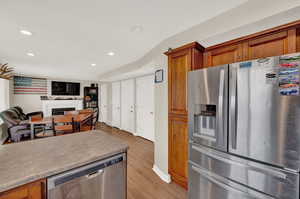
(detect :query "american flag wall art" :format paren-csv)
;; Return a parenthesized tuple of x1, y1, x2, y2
(14, 76, 47, 95)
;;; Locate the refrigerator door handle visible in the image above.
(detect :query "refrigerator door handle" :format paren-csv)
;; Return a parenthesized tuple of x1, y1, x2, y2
(191, 165, 275, 199)
(234, 75, 238, 147)
(217, 69, 225, 144)
(230, 67, 238, 149)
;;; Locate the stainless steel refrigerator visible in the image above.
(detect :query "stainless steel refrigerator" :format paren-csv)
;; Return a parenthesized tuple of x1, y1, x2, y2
(188, 53, 300, 199)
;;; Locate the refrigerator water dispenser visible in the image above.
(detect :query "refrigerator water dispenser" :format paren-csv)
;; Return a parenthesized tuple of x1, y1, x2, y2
(194, 104, 216, 141)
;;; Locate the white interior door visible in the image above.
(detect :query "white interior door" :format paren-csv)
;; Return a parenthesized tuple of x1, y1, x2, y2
(100, 84, 108, 123)
(112, 82, 121, 128)
(136, 75, 155, 141)
(121, 79, 135, 133)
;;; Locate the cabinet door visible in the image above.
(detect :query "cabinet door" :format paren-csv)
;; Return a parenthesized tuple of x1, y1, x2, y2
(244, 29, 296, 60)
(136, 75, 155, 141)
(168, 49, 191, 115)
(0, 180, 45, 199)
(0, 188, 28, 199)
(112, 82, 121, 128)
(296, 28, 300, 52)
(169, 116, 188, 188)
(100, 84, 108, 123)
(203, 44, 243, 67)
(121, 79, 135, 134)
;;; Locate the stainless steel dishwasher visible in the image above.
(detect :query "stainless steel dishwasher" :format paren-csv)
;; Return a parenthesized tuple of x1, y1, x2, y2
(47, 153, 127, 199)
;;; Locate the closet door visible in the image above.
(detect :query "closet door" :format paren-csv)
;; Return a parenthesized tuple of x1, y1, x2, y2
(136, 75, 155, 141)
(100, 84, 108, 123)
(112, 82, 121, 128)
(121, 79, 135, 133)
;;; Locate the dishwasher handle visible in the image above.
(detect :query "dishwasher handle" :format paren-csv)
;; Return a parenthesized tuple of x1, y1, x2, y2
(47, 153, 125, 190)
(86, 169, 104, 179)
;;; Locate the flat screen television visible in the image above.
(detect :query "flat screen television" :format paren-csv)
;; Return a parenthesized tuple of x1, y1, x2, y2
(51, 81, 80, 96)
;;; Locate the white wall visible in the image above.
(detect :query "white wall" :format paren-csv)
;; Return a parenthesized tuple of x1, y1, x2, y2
(10, 76, 100, 113)
(0, 79, 9, 112)
(0, 79, 10, 144)
(154, 64, 168, 175)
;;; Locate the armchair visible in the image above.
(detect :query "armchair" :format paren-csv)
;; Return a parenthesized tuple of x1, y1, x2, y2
(12, 106, 43, 120)
(0, 107, 44, 142)
(0, 110, 30, 142)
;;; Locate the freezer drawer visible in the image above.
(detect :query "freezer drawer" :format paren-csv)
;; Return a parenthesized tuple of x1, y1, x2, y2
(189, 144, 299, 199)
(47, 153, 126, 199)
(189, 163, 275, 199)
(188, 65, 228, 152)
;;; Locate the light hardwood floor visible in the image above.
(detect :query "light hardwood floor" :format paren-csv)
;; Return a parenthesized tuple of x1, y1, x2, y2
(96, 123, 187, 199)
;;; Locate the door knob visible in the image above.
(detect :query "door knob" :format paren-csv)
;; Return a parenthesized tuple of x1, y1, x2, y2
(150, 112, 154, 114)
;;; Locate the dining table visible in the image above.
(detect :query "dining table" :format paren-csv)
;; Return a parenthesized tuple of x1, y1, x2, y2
(29, 113, 92, 139)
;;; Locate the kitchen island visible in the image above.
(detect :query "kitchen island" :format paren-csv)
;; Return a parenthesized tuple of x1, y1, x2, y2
(0, 130, 128, 198)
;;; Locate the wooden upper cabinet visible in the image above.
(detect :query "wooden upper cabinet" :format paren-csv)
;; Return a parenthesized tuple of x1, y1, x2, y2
(203, 27, 298, 67)
(203, 43, 243, 67)
(244, 29, 297, 60)
(0, 180, 46, 199)
(168, 50, 190, 115)
(166, 42, 204, 116)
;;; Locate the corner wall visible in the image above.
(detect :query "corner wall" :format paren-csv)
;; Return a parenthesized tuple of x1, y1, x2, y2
(154, 63, 169, 177)
(0, 79, 10, 144)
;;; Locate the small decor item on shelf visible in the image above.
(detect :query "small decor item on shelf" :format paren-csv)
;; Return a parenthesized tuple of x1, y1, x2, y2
(155, 69, 164, 83)
(0, 63, 14, 80)
(40, 96, 49, 100)
(85, 96, 91, 101)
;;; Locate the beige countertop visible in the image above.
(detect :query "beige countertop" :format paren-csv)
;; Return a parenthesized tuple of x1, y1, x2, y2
(0, 130, 128, 192)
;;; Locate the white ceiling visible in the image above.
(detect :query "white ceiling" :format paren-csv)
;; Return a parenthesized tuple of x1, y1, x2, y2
(0, 0, 248, 80)
(101, 61, 156, 82)
(99, 0, 300, 81)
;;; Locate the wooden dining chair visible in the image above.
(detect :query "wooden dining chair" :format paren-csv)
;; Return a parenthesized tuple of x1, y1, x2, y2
(52, 116, 75, 136)
(79, 108, 98, 130)
(79, 109, 93, 114)
(30, 115, 46, 136)
(79, 114, 93, 132)
(92, 108, 99, 129)
(30, 115, 43, 122)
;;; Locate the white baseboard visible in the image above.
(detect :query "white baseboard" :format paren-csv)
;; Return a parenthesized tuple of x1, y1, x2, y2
(106, 120, 112, 126)
(152, 165, 171, 183)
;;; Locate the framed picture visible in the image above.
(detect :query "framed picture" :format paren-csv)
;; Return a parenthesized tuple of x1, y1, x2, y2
(155, 69, 164, 83)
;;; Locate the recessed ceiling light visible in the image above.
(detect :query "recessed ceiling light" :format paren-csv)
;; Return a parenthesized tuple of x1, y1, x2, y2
(20, 30, 33, 36)
(91, 63, 96, 67)
(130, 25, 144, 32)
(27, 52, 35, 57)
(107, 52, 115, 56)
